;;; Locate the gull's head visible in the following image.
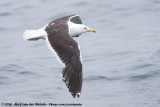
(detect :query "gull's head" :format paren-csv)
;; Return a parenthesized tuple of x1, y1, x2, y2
(79, 24, 96, 33)
(68, 22, 96, 37)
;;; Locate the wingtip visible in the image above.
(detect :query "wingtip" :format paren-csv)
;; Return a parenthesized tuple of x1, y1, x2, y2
(61, 56, 82, 98)
(72, 93, 80, 98)
(77, 93, 81, 98)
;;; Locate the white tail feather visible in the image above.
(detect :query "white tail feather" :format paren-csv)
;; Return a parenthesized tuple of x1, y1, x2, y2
(23, 27, 47, 41)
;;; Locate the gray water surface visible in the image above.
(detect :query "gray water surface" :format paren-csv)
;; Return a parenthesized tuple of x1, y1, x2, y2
(1, 0, 160, 107)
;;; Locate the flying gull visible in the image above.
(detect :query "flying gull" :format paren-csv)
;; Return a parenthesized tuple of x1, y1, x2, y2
(23, 14, 96, 98)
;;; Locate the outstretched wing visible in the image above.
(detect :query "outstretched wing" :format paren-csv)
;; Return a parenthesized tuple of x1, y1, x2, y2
(62, 48, 82, 98)
(45, 21, 83, 98)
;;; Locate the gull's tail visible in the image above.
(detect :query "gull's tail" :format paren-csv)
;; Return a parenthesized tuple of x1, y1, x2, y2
(23, 26, 47, 41)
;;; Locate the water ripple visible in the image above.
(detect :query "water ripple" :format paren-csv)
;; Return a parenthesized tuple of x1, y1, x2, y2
(0, 64, 22, 72)
(83, 57, 97, 62)
(84, 75, 120, 82)
(0, 12, 11, 16)
(128, 70, 160, 82)
(0, 76, 8, 80)
(73, 1, 89, 6)
(131, 64, 154, 70)
(0, 82, 6, 85)
(18, 71, 35, 75)
(0, 27, 6, 31)
(0, 76, 9, 85)
(129, 74, 152, 82)
(0, 2, 12, 7)
(152, 0, 160, 4)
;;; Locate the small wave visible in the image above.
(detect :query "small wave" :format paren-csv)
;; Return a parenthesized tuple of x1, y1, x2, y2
(0, 82, 6, 85)
(56, 87, 63, 90)
(0, 12, 11, 16)
(0, 76, 8, 85)
(84, 75, 120, 82)
(18, 71, 35, 75)
(131, 63, 154, 70)
(0, 27, 6, 31)
(0, 76, 8, 80)
(128, 70, 160, 82)
(152, 0, 160, 4)
(0, 64, 23, 72)
(73, 1, 89, 6)
(0, 2, 12, 7)
(83, 57, 97, 62)
(129, 74, 152, 82)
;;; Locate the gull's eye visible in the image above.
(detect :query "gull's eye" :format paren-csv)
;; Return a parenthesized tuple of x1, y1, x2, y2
(84, 27, 87, 29)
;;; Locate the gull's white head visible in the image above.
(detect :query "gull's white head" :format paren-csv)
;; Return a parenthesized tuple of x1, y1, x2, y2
(68, 15, 96, 37)
(68, 22, 96, 37)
